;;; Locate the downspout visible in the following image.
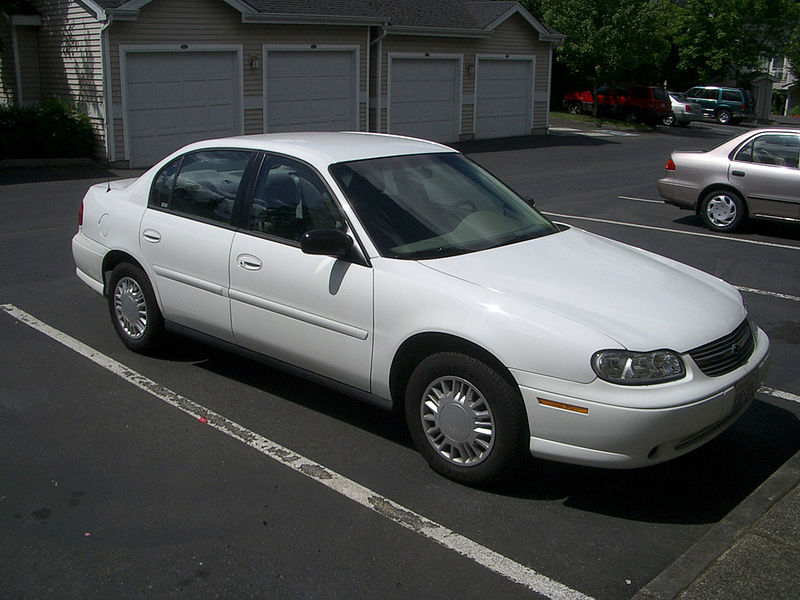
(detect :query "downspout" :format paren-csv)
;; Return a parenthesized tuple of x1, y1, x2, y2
(100, 13, 115, 163)
(10, 20, 23, 105)
(546, 43, 552, 131)
(370, 24, 388, 133)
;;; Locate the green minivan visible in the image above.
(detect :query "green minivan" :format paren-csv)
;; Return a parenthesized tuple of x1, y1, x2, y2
(684, 86, 756, 125)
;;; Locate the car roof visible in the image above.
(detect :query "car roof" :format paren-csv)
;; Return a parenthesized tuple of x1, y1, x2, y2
(175, 132, 456, 166)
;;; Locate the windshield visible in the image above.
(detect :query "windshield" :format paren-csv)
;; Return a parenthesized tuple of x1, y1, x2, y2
(329, 153, 558, 259)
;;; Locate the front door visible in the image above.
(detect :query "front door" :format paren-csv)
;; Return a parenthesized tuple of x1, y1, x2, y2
(229, 154, 374, 391)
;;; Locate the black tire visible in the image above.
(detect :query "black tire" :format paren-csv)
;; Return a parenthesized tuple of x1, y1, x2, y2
(699, 190, 747, 232)
(567, 102, 581, 115)
(404, 352, 528, 486)
(662, 112, 676, 127)
(107, 263, 164, 352)
(716, 109, 732, 125)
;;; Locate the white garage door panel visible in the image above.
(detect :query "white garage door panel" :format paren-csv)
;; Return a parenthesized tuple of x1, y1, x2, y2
(475, 59, 533, 139)
(389, 58, 459, 142)
(124, 51, 240, 168)
(266, 50, 356, 132)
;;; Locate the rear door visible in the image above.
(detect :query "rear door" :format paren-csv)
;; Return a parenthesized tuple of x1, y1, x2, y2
(730, 132, 800, 219)
(140, 149, 256, 341)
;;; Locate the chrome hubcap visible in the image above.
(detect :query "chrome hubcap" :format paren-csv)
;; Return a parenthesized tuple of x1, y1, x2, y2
(420, 376, 495, 466)
(114, 276, 147, 339)
(706, 195, 737, 227)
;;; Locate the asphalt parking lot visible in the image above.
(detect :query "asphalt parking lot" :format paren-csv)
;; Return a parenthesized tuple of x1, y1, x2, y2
(1, 119, 798, 599)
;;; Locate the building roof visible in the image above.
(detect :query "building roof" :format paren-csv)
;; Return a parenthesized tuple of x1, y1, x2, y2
(80, 0, 562, 39)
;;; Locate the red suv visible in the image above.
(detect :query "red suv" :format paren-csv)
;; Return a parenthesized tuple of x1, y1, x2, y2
(564, 84, 671, 125)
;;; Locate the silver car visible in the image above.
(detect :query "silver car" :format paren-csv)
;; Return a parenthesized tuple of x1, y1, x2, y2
(657, 128, 800, 232)
(662, 92, 703, 127)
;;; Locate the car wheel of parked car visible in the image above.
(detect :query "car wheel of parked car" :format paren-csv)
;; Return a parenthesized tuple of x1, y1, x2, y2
(700, 190, 746, 232)
(716, 109, 732, 125)
(662, 112, 676, 127)
(107, 263, 164, 352)
(405, 352, 527, 486)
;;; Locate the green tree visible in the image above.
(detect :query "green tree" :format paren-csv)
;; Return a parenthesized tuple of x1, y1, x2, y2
(668, 0, 800, 86)
(524, 0, 671, 115)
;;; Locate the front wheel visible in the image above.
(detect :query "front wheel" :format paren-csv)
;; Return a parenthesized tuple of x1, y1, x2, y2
(716, 109, 732, 125)
(662, 112, 676, 127)
(107, 263, 164, 352)
(700, 190, 746, 232)
(405, 352, 528, 486)
(567, 102, 581, 115)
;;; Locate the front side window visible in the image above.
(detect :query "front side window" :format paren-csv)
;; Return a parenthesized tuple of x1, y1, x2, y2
(330, 152, 559, 259)
(721, 90, 741, 102)
(249, 156, 344, 242)
(734, 134, 800, 168)
(149, 149, 254, 224)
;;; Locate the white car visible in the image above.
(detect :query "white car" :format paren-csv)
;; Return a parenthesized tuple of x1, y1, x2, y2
(73, 132, 769, 485)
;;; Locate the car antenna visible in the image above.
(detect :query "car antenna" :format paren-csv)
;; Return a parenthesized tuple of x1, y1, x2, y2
(107, 179, 111, 193)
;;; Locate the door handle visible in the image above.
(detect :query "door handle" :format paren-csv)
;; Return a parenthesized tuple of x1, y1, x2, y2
(731, 170, 745, 177)
(142, 229, 161, 243)
(236, 254, 262, 270)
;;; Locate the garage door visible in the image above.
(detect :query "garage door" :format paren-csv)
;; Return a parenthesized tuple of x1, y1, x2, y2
(265, 50, 357, 132)
(124, 51, 241, 168)
(389, 57, 460, 142)
(475, 58, 533, 139)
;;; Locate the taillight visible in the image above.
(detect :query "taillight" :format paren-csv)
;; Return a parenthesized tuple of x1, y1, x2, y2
(685, 105, 692, 113)
(741, 103, 746, 110)
(78, 200, 84, 226)
(665, 159, 676, 171)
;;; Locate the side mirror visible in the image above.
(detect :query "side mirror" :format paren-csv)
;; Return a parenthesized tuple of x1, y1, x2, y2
(523, 196, 536, 208)
(300, 228, 353, 259)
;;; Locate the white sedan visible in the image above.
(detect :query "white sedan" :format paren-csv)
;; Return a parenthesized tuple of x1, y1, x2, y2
(73, 133, 769, 485)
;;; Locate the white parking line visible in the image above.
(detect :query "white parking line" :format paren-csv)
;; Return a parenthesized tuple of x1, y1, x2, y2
(544, 212, 800, 252)
(758, 386, 800, 406)
(617, 195, 664, 204)
(0, 303, 593, 600)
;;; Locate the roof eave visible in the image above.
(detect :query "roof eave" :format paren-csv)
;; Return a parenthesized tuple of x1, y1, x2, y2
(241, 13, 383, 26)
(386, 26, 491, 39)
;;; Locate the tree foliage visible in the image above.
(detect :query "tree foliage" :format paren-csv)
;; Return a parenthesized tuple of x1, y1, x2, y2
(525, 0, 800, 90)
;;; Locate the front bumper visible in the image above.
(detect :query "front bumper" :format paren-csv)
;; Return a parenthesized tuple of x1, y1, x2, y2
(512, 327, 769, 469)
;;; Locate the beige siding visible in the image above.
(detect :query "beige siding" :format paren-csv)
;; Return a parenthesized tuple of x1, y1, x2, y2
(16, 26, 42, 105)
(0, 16, 18, 105)
(376, 13, 553, 136)
(27, 0, 106, 158)
(108, 0, 369, 163)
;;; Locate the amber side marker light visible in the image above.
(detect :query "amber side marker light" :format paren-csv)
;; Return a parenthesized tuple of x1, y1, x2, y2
(538, 398, 589, 414)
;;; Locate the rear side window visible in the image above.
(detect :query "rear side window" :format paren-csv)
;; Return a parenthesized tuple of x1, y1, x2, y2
(734, 134, 800, 168)
(149, 149, 254, 224)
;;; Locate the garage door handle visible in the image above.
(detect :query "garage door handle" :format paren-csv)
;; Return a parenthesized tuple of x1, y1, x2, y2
(731, 170, 745, 177)
(142, 229, 161, 243)
(237, 254, 262, 271)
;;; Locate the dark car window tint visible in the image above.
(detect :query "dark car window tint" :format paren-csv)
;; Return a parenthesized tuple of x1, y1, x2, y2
(721, 90, 741, 102)
(150, 158, 179, 209)
(735, 134, 800, 167)
(150, 150, 253, 224)
(249, 156, 344, 242)
(699, 88, 719, 100)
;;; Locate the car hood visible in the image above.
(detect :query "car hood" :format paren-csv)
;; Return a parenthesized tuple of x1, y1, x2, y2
(419, 227, 744, 352)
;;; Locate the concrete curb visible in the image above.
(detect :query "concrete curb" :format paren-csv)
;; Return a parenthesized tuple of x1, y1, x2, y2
(633, 405, 800, 600)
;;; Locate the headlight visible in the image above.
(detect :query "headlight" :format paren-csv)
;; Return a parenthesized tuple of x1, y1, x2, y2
(591, 349, 685, 385)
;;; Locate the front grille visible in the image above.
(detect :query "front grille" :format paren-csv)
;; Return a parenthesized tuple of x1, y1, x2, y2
(689, 319, 755, 377)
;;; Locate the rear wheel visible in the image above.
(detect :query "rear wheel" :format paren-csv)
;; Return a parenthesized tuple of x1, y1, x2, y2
(716, 109, 732, 125)
(567, 102, 581, 115)
(405, 352, 528, 486)
(700, 190, 746, 232)
(107, 263, 164, 352)
(662, 112, 676, 127)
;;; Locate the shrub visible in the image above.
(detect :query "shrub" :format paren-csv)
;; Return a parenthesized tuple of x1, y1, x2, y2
(0, 98, 94, 159)
(788, 104, 800, 117)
